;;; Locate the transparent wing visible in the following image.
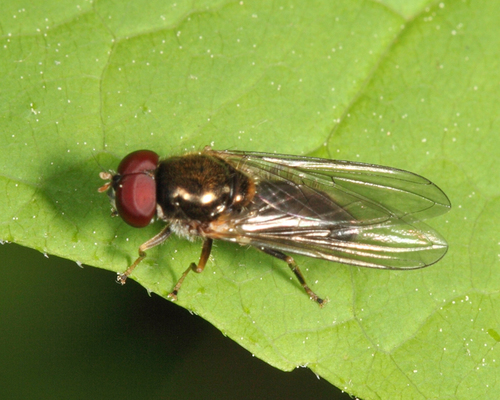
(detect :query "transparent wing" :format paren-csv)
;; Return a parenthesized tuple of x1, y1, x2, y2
(207, 149, 451, 269)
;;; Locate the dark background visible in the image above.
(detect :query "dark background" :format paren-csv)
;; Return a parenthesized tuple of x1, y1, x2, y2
(0, 243, 354, 400)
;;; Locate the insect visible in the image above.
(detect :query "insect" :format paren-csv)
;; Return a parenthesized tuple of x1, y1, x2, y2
(98, 147, 451, 307)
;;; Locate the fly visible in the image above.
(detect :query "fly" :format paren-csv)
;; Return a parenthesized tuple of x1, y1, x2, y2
(98, 147, 451, 307)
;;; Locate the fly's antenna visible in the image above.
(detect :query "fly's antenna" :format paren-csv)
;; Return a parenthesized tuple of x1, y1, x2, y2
(92, 151, 116, 192)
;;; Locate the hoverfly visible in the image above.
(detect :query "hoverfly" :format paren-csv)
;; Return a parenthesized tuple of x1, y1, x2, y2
(99, 147, 451, 307)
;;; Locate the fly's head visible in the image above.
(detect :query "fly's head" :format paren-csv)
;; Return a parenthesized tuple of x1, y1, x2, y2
(98, 150, 159, 228)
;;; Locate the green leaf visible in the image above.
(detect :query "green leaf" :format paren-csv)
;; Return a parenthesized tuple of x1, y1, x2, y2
(1, 0, 499, 399)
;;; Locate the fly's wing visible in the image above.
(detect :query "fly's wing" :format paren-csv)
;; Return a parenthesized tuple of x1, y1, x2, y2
(208, 149, 451, 270)
(213, 149, 451, 220)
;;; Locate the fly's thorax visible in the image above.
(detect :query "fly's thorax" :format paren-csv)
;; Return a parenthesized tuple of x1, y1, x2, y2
(155, 153, 255, 222)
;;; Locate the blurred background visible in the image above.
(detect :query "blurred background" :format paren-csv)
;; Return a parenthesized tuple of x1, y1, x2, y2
(0, 243, 353, 399)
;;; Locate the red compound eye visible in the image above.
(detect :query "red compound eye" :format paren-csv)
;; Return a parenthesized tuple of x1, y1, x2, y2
(115, 150, 159, 228)
(117, 149, 159, 175)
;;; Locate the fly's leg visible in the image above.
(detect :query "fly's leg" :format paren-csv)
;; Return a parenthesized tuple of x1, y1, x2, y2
(116, 226, 172, 284)
(168, 238, 213, 301)
(260, 247, 327, 307)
